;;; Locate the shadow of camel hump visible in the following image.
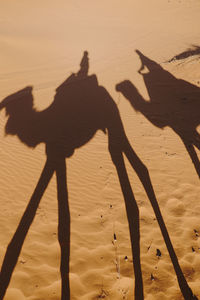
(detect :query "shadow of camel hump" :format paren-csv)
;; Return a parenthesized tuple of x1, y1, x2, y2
(0, 76, 106, 156)
(116, 50, 200, 178)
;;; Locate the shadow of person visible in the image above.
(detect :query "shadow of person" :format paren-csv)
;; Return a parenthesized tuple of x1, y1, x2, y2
(0, 52, 197, 300)
(116, 50, 200, 178)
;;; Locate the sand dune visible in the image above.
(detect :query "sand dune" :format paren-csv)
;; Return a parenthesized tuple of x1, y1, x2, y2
(0, 0, 200, 299)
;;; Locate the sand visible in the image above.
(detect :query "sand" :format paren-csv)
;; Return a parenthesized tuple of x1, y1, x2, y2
(0, 0, 200, 299)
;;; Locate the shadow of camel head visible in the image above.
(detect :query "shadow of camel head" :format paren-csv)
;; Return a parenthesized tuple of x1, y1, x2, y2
(0, 52, 110, 159)
(0, 86, 33, 113)
(0, 86, 34, 134)
(116, 79, 139, 102)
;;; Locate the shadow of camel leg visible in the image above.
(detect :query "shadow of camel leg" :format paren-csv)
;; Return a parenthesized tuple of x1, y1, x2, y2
(55, 158, 70, 300)
(0, 159, 55, 300)
(182, 139, 200, 179)
(123, 137, 198, 300)
(109, 142, 144, 300)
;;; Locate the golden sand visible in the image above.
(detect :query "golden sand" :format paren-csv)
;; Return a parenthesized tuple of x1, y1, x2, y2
(0, 1, 200, 299)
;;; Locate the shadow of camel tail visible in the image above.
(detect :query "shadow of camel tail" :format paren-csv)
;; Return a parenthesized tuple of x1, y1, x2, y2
(0, 159, 55, 300)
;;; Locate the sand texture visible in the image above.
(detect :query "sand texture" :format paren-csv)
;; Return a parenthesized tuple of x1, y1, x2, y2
(0, 0, 200, 299)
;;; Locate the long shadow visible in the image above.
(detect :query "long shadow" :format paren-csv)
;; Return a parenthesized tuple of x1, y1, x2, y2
(0, 52, 194, 300)
(0, 52, 144, 300)
(116, 50, 200, 300)
(168, 45, 200, 62)
(116, 50, 200, 178)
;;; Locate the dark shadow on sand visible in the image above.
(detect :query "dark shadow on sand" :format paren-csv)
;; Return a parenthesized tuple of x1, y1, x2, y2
(0, 51, 197, 300)
(116, 50, 200, 300)
(0, 52, 144, 300)
(168, 45, 200, 62)
(117, 50, 200, 179)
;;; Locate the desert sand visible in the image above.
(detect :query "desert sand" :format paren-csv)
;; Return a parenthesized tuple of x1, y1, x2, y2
(0, 0, 200, 299)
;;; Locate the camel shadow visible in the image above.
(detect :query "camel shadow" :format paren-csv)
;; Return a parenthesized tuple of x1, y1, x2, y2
(0, 52, 197, 300)
(0, 52, 143, 300)
(116, 50, 200, 178)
